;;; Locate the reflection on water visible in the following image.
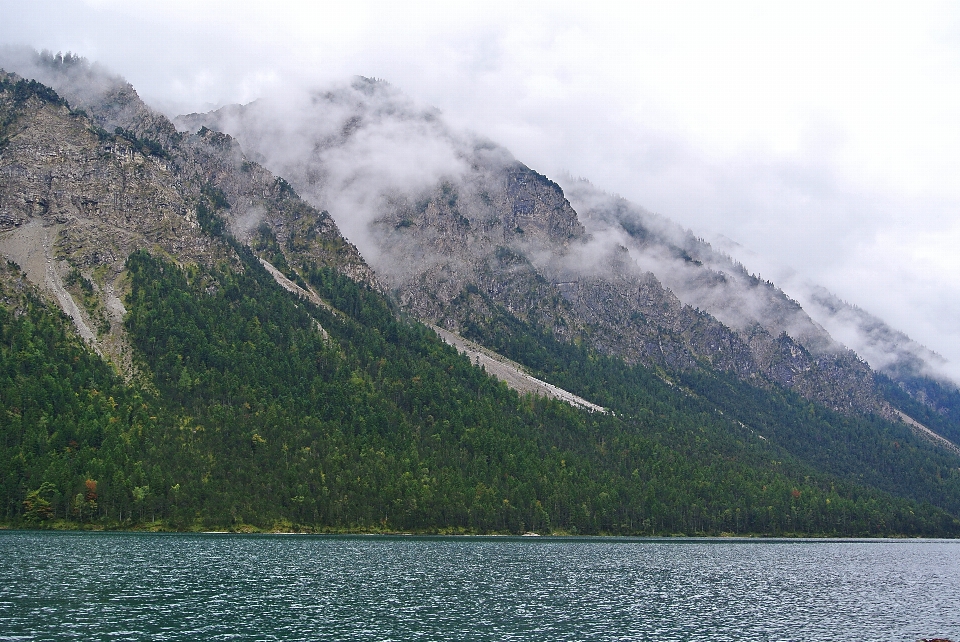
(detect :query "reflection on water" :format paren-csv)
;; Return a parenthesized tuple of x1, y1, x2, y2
(0, 533, 957, 641)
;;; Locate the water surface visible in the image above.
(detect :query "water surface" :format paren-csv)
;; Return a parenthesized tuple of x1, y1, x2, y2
(0, 532, 957, 641)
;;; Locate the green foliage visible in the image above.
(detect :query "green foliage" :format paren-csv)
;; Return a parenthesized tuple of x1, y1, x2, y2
(37, 50, 86, 71)
(275, 177, 297, 199)
(113, 127, 167, 159)
(0, 76, 67, 108)
(196, 185, 230, 237)
(1, 75, 67, 140)
(875, 372, 960, 444)
(64, 268, 94, 297)
(196, 126, 234, 150)
(118, 250, 960, 535)
(89, 124, 112, 142)
(201, 184, 231, 211)
(196, 202, 225, 237)
(458, 290, 960, 526)
(23, 482, 57, 522)
(0, 281, 156, 525)
(251, 223, 304, 287)
(3, 249, 960, 536)
(63, 268, 109, 334)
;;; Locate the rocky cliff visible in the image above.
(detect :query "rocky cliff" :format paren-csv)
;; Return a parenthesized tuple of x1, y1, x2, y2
(0, 61, 371, 376)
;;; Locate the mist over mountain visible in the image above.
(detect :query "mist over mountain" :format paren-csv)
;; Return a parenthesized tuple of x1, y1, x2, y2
(0, 51, 372, 372)
(174, 76, 959, 417)
(14, 48, 948, 399)
(6, 3, 960, 388)
(561, 179, 959, 388)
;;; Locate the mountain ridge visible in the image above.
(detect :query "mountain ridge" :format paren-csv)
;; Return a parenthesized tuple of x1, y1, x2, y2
(2, 54, 960, 535)
(175, 81, 958, 428)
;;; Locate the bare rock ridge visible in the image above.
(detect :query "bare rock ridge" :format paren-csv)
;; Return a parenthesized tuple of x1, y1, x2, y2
(0, 61, 371, 376)
(174, 79, 959, 428)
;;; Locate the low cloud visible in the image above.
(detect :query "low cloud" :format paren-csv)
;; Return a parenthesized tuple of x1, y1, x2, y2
(176, 79, 471, 267)
(0, 46, 125, 110)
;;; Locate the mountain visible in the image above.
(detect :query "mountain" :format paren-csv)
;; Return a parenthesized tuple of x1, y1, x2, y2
(177, 78, 959, 424)
(0, 57, 371, 373)
(2, 53, 960, 535)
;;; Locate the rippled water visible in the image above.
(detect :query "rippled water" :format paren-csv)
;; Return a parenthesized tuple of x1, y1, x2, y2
(0, 533, 958, 641)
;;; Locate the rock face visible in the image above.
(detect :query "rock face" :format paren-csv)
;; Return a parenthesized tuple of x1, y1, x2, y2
(178, 80, 896, 415)
(559, 179, 883, 414)
(0, 62, 371, 375)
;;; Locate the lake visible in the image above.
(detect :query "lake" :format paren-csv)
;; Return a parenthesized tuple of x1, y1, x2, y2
(0, 532, 957, 641)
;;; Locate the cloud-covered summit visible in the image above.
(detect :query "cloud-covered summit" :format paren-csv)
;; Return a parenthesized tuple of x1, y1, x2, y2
(176, 77, 477, 256)
(171, 75, 958, 409)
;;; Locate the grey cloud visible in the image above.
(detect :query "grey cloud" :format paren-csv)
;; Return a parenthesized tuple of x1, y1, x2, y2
(175, 78, 472, 267)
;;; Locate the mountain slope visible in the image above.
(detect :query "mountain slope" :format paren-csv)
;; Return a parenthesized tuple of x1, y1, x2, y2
(566, 180, 960, 425)
(0, 63, 371, 372)
(9, 232, 959, 535)
(2, 57, 960, 536)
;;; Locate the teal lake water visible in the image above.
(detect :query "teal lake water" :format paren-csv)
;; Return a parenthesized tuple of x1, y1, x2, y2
(0, 532, 958, 641)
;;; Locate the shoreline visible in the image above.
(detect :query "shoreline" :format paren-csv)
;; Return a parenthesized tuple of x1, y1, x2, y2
(1, 522, 954, 540)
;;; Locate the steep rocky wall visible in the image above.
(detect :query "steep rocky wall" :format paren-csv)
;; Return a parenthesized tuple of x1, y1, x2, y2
(0, 69, 374, 376)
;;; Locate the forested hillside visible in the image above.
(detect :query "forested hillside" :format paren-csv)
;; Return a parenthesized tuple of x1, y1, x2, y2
(3, 241, 960, 535)
(3, 60, 960, 537)
(456, 295, 960, 515)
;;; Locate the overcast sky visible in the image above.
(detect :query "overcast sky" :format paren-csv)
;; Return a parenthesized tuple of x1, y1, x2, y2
(4, 0, 960, 379)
